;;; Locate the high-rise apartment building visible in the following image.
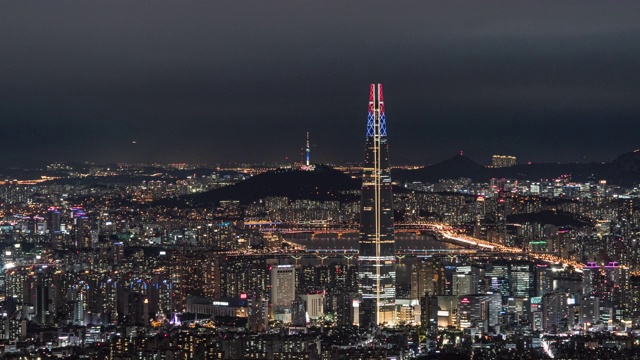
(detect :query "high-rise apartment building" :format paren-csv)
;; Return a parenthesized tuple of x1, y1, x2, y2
(509, 262, 534, 298)
(458, 293, 502, 334)
(491, 155, 517, 168)
(542, 292, 569, 331)
(411, 259, 444, 298)
(270, 265, 296, 314)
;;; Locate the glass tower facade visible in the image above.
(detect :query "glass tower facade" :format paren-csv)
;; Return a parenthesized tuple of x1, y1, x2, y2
(358, 83, 396, 327)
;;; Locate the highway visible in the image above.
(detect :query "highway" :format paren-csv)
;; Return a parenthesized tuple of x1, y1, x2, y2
(251, 221, 591, 270)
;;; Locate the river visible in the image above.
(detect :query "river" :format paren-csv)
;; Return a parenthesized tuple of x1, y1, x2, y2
(282, 232, 462, 284)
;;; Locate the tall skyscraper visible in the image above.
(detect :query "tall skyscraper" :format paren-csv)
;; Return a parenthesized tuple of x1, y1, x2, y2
(270, 265, 296, 316)
(47, 207, 61, 235)
(358, 83, 396, 327)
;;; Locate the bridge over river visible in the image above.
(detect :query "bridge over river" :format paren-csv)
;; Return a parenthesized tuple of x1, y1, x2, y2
(247, 221, 585, 271)
(282, 232, 469, 256)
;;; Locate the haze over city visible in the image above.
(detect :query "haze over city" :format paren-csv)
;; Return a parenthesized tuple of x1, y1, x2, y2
(2, 1, 640, 165)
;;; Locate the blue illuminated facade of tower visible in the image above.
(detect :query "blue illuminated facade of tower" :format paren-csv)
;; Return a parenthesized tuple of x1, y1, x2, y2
(358, 83, 396, 327)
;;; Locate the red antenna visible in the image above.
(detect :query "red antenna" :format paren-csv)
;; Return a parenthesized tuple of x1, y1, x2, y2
(368, 84, 375, 113)
(460, 150, 464, 156)
(377, 84, 385, 115)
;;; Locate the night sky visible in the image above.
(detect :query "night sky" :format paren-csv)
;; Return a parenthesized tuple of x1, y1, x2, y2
(2, 1, 640, 166)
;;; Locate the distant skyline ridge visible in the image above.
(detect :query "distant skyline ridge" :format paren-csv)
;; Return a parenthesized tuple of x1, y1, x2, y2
(3, 147, 640, 170)
(8, 149, 640, 188)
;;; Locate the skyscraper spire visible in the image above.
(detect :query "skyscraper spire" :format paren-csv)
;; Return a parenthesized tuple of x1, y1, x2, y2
(306, 132, 310, 166)
(359, 83, 396, 327)
(367, 84, 387, 138)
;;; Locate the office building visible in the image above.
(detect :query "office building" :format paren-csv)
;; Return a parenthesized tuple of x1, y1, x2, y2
(358, 83, 396, 327)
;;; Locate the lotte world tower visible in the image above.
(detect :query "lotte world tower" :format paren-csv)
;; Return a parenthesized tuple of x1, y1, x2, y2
(358, 84, 396, 327)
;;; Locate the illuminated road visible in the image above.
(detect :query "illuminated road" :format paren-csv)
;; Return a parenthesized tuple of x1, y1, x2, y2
(254, 221, 590, 270)
(428, 223, 585, 271)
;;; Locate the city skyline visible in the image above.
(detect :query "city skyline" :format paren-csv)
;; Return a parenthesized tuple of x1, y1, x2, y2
(1, 81, 640, 357)
(2, 1, 640, 165)
(3, 2, 640, 358)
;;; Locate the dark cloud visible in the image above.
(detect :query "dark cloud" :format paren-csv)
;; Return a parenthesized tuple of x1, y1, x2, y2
(1, 1, 640, 165)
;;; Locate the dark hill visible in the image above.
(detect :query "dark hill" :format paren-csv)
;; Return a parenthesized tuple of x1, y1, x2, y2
(394, 150, 640, 186)
(612, 149, 640, 171)
(507, 210, 589, 227)
(164, 165, 360, 207)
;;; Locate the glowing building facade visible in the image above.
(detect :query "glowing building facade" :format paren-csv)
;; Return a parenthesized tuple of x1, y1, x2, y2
(358, 83, 396, 326)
